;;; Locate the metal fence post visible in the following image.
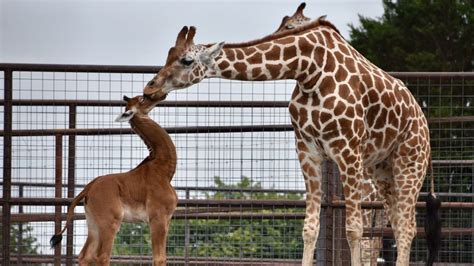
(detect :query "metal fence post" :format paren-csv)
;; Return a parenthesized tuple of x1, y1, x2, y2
(2, 69, 13, 266)
(66, 105, 76, 266)
(54, 134, 63, 266)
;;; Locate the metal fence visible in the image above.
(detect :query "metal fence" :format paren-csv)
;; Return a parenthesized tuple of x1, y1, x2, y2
(1, 63, 473, 265)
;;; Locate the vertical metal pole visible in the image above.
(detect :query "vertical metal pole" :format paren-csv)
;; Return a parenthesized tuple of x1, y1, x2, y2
(66, 105, 76, 266)
(54, 134, 63, 266)
(325, 161, 334, 265)
(2, 69, 13, 266)
(17, 185, 24, 265)
(184, 189, 190, 266)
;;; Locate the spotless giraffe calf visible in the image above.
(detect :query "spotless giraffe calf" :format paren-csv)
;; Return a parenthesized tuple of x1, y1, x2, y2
(51, 94, 177, 266)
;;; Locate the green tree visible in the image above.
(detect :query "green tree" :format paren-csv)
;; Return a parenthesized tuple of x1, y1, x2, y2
(0, 220, 38, 255)
(349, 0, 473, 71)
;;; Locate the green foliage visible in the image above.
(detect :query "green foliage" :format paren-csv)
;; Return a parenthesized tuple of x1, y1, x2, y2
(114, 177, 304, 259)
(349, 0, 474, 71)
(0, 221, 38, 255)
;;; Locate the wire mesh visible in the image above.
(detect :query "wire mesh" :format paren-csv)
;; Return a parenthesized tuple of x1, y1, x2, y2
(1, 65, 473, 265)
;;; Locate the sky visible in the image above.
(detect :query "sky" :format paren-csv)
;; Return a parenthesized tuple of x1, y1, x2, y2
(0, 0, 384, 65)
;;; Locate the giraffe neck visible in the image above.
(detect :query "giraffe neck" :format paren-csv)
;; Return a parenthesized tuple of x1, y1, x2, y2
(130, 115, 176, 179)
(208, 27, 344, 89)
(209, 41, 304, 81)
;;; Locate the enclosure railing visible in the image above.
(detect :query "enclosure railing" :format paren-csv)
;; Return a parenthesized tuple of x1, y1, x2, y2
(1, 63, 474, 265)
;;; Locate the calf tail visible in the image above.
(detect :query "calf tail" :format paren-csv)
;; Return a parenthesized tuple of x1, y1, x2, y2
(425, 156, 442, 266)
(49, 184, 91, 248)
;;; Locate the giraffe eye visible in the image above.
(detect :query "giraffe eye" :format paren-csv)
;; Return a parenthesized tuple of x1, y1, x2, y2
(180, 58, 194, 66)
(147, 80, 155, 86)
(286, 24, 295, 29)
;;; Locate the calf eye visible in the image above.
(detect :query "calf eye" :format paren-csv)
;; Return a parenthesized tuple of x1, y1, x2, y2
(286, 24, 295, 29)
(180, 58, 194, 66)
(147, 80, 155, 86)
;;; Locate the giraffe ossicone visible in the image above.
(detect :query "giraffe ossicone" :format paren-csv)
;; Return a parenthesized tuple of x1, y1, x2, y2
(144, 11, 438, 266)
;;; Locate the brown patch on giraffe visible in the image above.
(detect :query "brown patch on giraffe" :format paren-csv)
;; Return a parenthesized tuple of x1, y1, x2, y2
(311, 111, 321, 128)
(248, 52, 263, 65)
(221, 70, 232, 79)
(266, 46, 281, 61)
(256, 42, 272, 51)
(345, 106, 355, 118)
(367, 105, 380, 128)
(323, 52, 336, 72)
(251, 68, 262, 79)
(297, 94, 308, 105)
(362, 74, 373, 88)
(322, 120, 338, 140)
(323, 96, 336, 110)
(338, 43, 350, 56)
(381, 92, 394, 107)
(384, 128, 398, 148)
(287, 59, 299, 71)
(235, 49, 245, 60)
(338, 84, 350, 99)
(334, 100, 347, 116)
(345, 57, 356, 73)
(347, 177, 356, 186)
(338, 118, 352, 130)
(330, 139, 346, 152)
(218, 61, 230, 70)
(301, 59, 309, 71)
(368, 90, 379, 103)
(319, 111, 332, 124)
(335, 66, 348, 82)
(297, 141, 309, 152)
(307, 62, 317, 75)
(243, 47, 257, 56)
(235, 73, 247, 80)
(226, 49, 236, 61)
(266, 64, 283, 78)
(309, 181, 320, 193)
(283, 45, 297, 60)
(304, 72, 322, 89)
(334, 51, 344, 64)
(306, 33, 317, 43)
(298, 108, 308, 126)
(277, 36, 295, 45)
(315, 32, 325, 45)
(298, 37, 312, 56)
(319, 76, 336, 97)
(314, 47, 326, 68)
(374, 109, 387, 129)
(289, 103, 299, 120)
(322, 31, 335, 49)
(234, 62, 247, 74)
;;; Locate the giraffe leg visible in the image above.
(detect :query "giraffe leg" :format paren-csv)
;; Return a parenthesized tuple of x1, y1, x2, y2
(295, 140, 324, 266)
(78, 211, 99, 265)
(390, 156, 426, 266)
(336, 155, 364, 266)
(95, 218, 121, 266)
(149, 214, 171, 265)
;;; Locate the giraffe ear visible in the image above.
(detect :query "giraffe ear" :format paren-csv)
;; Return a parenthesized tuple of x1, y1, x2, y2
(115, 109, 135, 122)
(201, 42, 225, 66)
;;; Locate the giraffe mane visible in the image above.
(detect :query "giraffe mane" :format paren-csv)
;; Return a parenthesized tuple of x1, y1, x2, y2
(206, 18, 340, 49)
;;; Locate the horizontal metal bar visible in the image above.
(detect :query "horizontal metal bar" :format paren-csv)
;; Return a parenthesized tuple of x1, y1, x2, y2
(2, 182, 474, 198)
(2, 63, 474, 79)
(3, 197, 474, 209)
(0, 99, 290, 108)
(0, 63, 161, 73)
(2, 115, 474, 137)
(7, 254, 300, 265)
(0, 124, 293, 137)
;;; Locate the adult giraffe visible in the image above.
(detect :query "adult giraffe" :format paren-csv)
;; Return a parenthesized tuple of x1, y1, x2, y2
(273, 3, 385, 265)
(143, 18, 439, 265)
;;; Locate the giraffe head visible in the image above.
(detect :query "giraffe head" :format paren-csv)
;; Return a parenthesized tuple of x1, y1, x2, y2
(274, 2, 312, 33)
(115, 94, 167, 122)
(143, 26, 225, 100)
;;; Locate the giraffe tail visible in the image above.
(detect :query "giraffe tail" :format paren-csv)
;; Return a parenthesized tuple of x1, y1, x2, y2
(49, 181, 94, 248)
(424, 156, 441, 266)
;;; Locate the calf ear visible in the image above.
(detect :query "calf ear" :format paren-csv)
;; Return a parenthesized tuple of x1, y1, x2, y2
(115, 110, 135, 122)
(123, 95, 131, 102)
